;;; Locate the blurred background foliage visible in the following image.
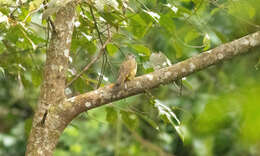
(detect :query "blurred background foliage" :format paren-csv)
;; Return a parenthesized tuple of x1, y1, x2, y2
(0, 0, 260, 155)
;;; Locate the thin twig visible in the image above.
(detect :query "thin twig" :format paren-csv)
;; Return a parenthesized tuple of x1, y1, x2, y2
(89, 5, 103, 45)
(66, 39, 111, 87)
(89, 4, 114, 88)
(88, 5, 107, 88)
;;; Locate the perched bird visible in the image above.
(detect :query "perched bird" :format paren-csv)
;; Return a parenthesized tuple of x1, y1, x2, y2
(115, 54, 137, 87)
(149, 51, 172, 70)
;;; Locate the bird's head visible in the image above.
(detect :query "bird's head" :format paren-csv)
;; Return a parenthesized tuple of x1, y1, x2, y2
(126, 54, 135, 60)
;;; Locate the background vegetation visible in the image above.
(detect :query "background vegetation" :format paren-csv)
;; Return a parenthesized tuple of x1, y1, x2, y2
(0, 0, 260, 155)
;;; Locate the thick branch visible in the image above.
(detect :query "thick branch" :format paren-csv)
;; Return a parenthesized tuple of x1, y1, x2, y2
(63, 31, 260, 120)
(26, 2, 76, 156)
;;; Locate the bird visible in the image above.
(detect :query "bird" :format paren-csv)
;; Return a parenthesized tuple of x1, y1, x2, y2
(115, 54, 137, 87)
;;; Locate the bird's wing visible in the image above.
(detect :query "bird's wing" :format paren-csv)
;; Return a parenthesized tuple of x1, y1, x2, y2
(116, 60, 131, 85)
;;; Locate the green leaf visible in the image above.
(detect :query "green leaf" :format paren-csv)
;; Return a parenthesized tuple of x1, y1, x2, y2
(182, 79, 193, 90)
(210, 8, 220, 16)
(203, 33, 211, 51)
(100, 12, 123, 29)
(70, 144, 82, 154)
(131, 44, 151, 56)
(154, 99, 184, 141)
(228, 1, 256, 19)
(184, 30, 200, 44)
(106, 43, 118, 56)
(74, 78, 86, 93)
(106, 107, 118, 124)
(71, 39, 97, 55)
(255, 58, 260, 70)
(164, 3, 179, 14)
(154, 100, 180, 124)
(159, 13, 175, 34)
(135, 112, 159, 130)
(173, 41, 182, 58)
(127, 14, 152, 39)
(213, 29, 228, 43)
(29, 0, 44, 11)
(54, 149, 70, 156)
(6, 26, 20, 43)
(120, 110, 138, 130)
(24, 118, 33, 138)
(31, 69, 42, 87)
(248, 5, 256, 19)
(65, 126, 79, 137)
(142, 9, 160, 23)
(0, 0, 14, 5)
(0, 66, 5, 77)
(177, 5, 193, 16)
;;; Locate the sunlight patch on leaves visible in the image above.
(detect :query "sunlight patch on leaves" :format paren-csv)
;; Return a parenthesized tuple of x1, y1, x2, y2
(164, 3, 178, 13)
(0, 12, 8, 23)
(154, 99, 184, 141)
(0, 0, 14, 5)
(184, 30, 201, 44)
(29, 0, 43, 12)
(159, 13, 175, 34)
(81, 32, 93, 41)
(227, 1, 256, 19)
(203, 33, 211, 51)
(106, 43, 118, 56)
(127, 14, 152, 39)
(142, 10, 160, 23)
(131, 44, 150, 56)
(95, 0, 119, 11)
(0, 66, 5, 77)
(70, 144, 82, 154)
(173, 41, 183, 58)
(155, 99, 180, 125)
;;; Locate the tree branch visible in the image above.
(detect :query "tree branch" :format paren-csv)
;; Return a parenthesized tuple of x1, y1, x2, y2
(62, 31, 260, 121)
(26, 2, 76, 155)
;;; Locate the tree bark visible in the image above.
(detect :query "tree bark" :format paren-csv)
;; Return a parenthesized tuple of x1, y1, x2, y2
(25, 2, 76, 156)
(25, 2, 260, 154)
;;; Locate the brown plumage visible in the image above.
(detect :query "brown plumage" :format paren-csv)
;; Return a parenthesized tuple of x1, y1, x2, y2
(115, 54, 137, 87)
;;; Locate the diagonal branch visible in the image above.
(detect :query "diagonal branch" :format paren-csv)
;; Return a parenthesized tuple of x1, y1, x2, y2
(61, 31, 260, 121)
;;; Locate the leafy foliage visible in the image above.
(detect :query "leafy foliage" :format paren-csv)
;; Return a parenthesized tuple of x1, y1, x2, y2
(0, 0, 260, 155)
